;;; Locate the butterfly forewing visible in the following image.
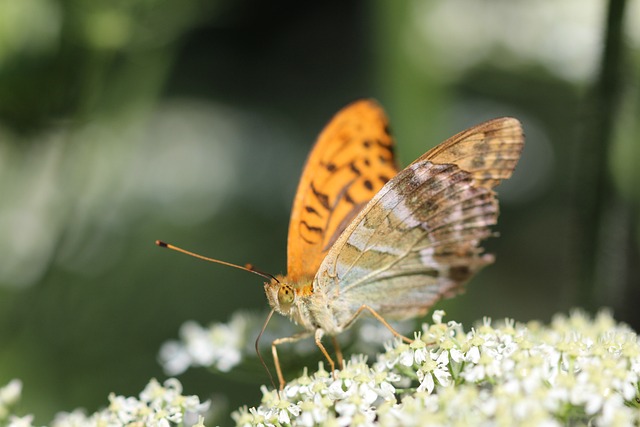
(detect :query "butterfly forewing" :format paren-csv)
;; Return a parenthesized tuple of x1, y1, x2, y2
(286, 100, 399, 282)
(422, 117, 524, 189)
(313, 117, 524, 326)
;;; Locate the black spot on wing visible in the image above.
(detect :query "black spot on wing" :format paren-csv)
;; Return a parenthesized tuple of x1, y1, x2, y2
(299, 220, 324, 244)
(305, 205, 321, 217)
(344, 191, 355, 205)
(310, 181, 330, 210)
(301, 221, 323, 235)
(376, 138, 393, 149)
(449, 265, 471, 282)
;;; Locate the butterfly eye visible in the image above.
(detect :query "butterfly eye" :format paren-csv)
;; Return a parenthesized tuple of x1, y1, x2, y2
(277, 285, 295, 307)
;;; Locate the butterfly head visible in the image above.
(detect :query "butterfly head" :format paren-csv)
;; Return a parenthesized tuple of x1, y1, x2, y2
(264, 277, 296, 316)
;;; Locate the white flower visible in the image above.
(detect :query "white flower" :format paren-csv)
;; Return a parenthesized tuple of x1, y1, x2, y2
(0, 380, 22, 407)
(51, 409, 92, 427)
(273, 399, 300, 424)
(158, 341, 192, 376)
(159, 312, 249, 376)
(432, 310, 446, 324)
(391, 343, 414, 368)
(108, 394, 140, 424)
(409, 335, 429, 365)
(7, 414, 34, 427)
(464, 345, 480, 363)
(416, 352, 451, 393)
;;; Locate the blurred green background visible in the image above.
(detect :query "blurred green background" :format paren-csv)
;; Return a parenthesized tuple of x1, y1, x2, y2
(1, 0, 639, 423)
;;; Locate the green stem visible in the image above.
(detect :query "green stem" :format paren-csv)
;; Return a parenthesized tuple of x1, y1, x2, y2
(573, 0, 628, 310)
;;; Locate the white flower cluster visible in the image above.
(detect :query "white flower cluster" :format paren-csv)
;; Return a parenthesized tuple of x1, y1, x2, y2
(0, 378, 209, 427)
(53, 378, 210, 427)
(158, 310, 327, 377)
(160, 312, 250, 375)
(232, 310, 640, 427)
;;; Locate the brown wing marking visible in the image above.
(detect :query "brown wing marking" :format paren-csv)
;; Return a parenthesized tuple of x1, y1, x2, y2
(421, 117, 524, 189)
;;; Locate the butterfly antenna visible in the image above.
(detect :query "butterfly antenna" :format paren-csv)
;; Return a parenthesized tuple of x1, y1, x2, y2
(155, 240, 279, 282)
(244, 263, 280, 283)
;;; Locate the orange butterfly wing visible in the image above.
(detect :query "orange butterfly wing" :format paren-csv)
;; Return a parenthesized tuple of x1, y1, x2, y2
(286, 100, 399, 283)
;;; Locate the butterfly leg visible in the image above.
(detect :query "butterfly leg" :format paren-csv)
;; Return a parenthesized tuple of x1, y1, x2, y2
(314, 328, 338, 378)
(331, 336, 344, 369)
(347, 304, 413, 344)
(272, 331, 311, 390)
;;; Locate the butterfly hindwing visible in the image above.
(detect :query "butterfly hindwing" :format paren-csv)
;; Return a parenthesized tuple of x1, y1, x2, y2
(286, 100, 399, 282)
(313, 117, 524, 324)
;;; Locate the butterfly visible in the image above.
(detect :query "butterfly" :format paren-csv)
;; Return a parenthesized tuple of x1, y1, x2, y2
(158, 99, 524, 389)
(259, 100, 524, 388)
